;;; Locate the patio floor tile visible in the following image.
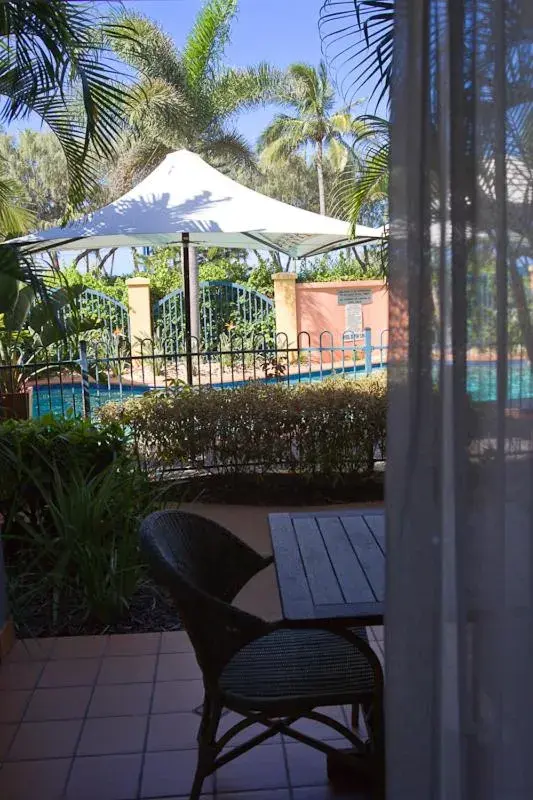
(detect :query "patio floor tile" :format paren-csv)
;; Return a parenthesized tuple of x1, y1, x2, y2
(7, 719, 83, 761)
(292, 787, 372, 799)
(0, 757, 71, 800)
(214, 742, 289, 794)
(50, 635, 107, 660)
(77, 715, 148, 756)
(285, 742, 330, 787)
(4, 639, 56, 662)
(24, 687, 92, 721)
(141, 749, 214, 798)
(38, 658, 100, 688)
(156, 652, 201, 682)
(98, 655, 157, 685)
(106, 633, 162, 657)
(216, 712, 282, 748)
(284, 705, 349, 744)
(151, 679, 204, 714)
(0, 662, 45, 691)
(146, 712, 200, 751)
(0, 723, 17, 761)
(216, 791, 291, 800)
(66, 753, 143, 800)
(88, 682, 154, 718)
(0, 690, 31, 723)
(159, 631, 192, 654)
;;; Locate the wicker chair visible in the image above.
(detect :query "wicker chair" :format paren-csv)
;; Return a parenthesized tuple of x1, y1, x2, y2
(140, 510, 384, 799)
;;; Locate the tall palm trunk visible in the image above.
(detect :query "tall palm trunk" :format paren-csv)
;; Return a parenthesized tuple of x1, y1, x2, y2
(316, 138, 326, 215)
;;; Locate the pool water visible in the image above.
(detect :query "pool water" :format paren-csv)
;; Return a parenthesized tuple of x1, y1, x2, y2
(31, 360, 532, 419)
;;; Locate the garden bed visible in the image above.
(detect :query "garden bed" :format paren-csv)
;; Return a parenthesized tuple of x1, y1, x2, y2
(172, 470, 385, 506)
(12, 577, 182, 639)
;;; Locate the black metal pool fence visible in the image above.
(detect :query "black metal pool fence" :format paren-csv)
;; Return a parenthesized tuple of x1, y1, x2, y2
(0, 329, 389, 420)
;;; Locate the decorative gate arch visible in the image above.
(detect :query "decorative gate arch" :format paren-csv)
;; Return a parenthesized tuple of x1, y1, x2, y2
(154, 280, 273, 350)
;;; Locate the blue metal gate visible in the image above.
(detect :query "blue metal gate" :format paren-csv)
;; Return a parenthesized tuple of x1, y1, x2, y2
(154, 281, 274, 350)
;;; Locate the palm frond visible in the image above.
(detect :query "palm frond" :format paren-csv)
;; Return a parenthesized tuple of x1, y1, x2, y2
(258, 114, 307, 152)
(211, 63, 284, 117)
(183, 0, 238, 90)
(319, 0, 394, 110)
(108, 137, 170, 196)
(331, 140, 389, 231)
(200, 130, 257, 173)
(106, 12, 184, 86)
(0, 1, 135, 210)
(0, 172, 34, 239)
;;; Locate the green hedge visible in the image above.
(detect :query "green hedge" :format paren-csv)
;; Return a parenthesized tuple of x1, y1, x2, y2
(0, 415, 126, 511)
(99, 375, 387, 479)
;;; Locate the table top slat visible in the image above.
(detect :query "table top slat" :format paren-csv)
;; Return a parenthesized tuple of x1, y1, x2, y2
(363, 513, 386, 553)
(269, 513, 315, 620)
(316, 516, 376, 604)
(293, 517, 345, 605)
(342, 515, 385, 601)
(269, 510, 385, 626)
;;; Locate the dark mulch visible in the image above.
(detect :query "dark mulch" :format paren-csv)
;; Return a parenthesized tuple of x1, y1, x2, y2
(170, 470, 385, 506)
(13, 578, 182, 639)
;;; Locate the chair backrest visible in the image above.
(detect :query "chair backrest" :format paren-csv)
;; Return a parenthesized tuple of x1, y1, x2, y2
(140, 510, 270, 682)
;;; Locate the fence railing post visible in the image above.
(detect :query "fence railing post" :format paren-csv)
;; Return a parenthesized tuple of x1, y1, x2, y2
(79, 340, 91, 419)
(364, 328, 372, 375)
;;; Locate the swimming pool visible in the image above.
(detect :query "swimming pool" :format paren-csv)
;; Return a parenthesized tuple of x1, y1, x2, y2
(31, 359, 532, 419)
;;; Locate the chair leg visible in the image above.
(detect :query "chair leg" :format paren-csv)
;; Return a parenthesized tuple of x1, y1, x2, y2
(190, 694, 222, 800)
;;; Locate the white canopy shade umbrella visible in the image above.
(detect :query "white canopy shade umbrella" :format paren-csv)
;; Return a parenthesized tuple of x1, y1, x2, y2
(4, 149, 385, 382)
(5, 148, 384, 258)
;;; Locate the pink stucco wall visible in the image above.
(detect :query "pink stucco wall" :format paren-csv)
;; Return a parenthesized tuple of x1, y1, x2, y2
(295, 280, 389, 351)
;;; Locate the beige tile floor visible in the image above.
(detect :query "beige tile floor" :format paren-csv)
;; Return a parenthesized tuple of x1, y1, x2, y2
(0, 503, 384, 799)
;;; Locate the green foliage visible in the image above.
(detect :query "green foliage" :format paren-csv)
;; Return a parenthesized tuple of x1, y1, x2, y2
(107, 0, 281, 193)
(0, 279, 103, 394)
(99, 374, 387, 479)
(258, 61, 368, 214)
(0, 415, 126, 513)
(57, 264, 128, 305)
(297, 249, 385, 282)
(0, 1, 134, 213)
(0, 130, 72, 227)
(0, 416, 161, 631)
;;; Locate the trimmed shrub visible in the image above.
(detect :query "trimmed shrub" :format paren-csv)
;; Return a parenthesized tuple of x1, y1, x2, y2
(99, 374, 387, 479)
(0, 415, 126, 514)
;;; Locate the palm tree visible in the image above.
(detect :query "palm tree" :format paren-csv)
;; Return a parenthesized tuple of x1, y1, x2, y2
(331, 116, 389, 229)
(107, 0, 281, 342)
(258, 61, 366, 215)
(107, 0, 280, 192)
(0, 1, 134, 216)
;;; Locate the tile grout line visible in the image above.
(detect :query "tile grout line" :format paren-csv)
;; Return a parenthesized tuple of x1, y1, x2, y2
(1, 642, 51, 767)
(60, 638, 109, 799)
(279, 727, 295, 800)
(136, 632, 162, 800)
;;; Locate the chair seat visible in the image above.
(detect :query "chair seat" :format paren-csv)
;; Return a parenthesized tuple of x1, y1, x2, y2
(219, 628, 375, 712)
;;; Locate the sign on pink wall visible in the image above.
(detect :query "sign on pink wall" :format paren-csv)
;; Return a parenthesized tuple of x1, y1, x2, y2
(295, 280, 389, 351)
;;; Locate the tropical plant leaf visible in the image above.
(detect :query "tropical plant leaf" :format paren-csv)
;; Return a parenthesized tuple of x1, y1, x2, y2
(0, 1, 135, 211)
(182, 0, 238, 90)
(319, 0, 394, 109)
(0, 172, 35, 239)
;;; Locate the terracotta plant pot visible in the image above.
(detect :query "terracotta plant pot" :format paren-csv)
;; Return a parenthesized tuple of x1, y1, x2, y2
(0, 388, 33, 420)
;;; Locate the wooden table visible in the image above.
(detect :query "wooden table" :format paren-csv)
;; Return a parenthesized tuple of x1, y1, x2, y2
(269, 510, 385, 791)
(269, 509, 385, 628)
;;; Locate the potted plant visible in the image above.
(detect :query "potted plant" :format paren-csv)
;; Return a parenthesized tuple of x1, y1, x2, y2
(0, 281, 101, 419)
